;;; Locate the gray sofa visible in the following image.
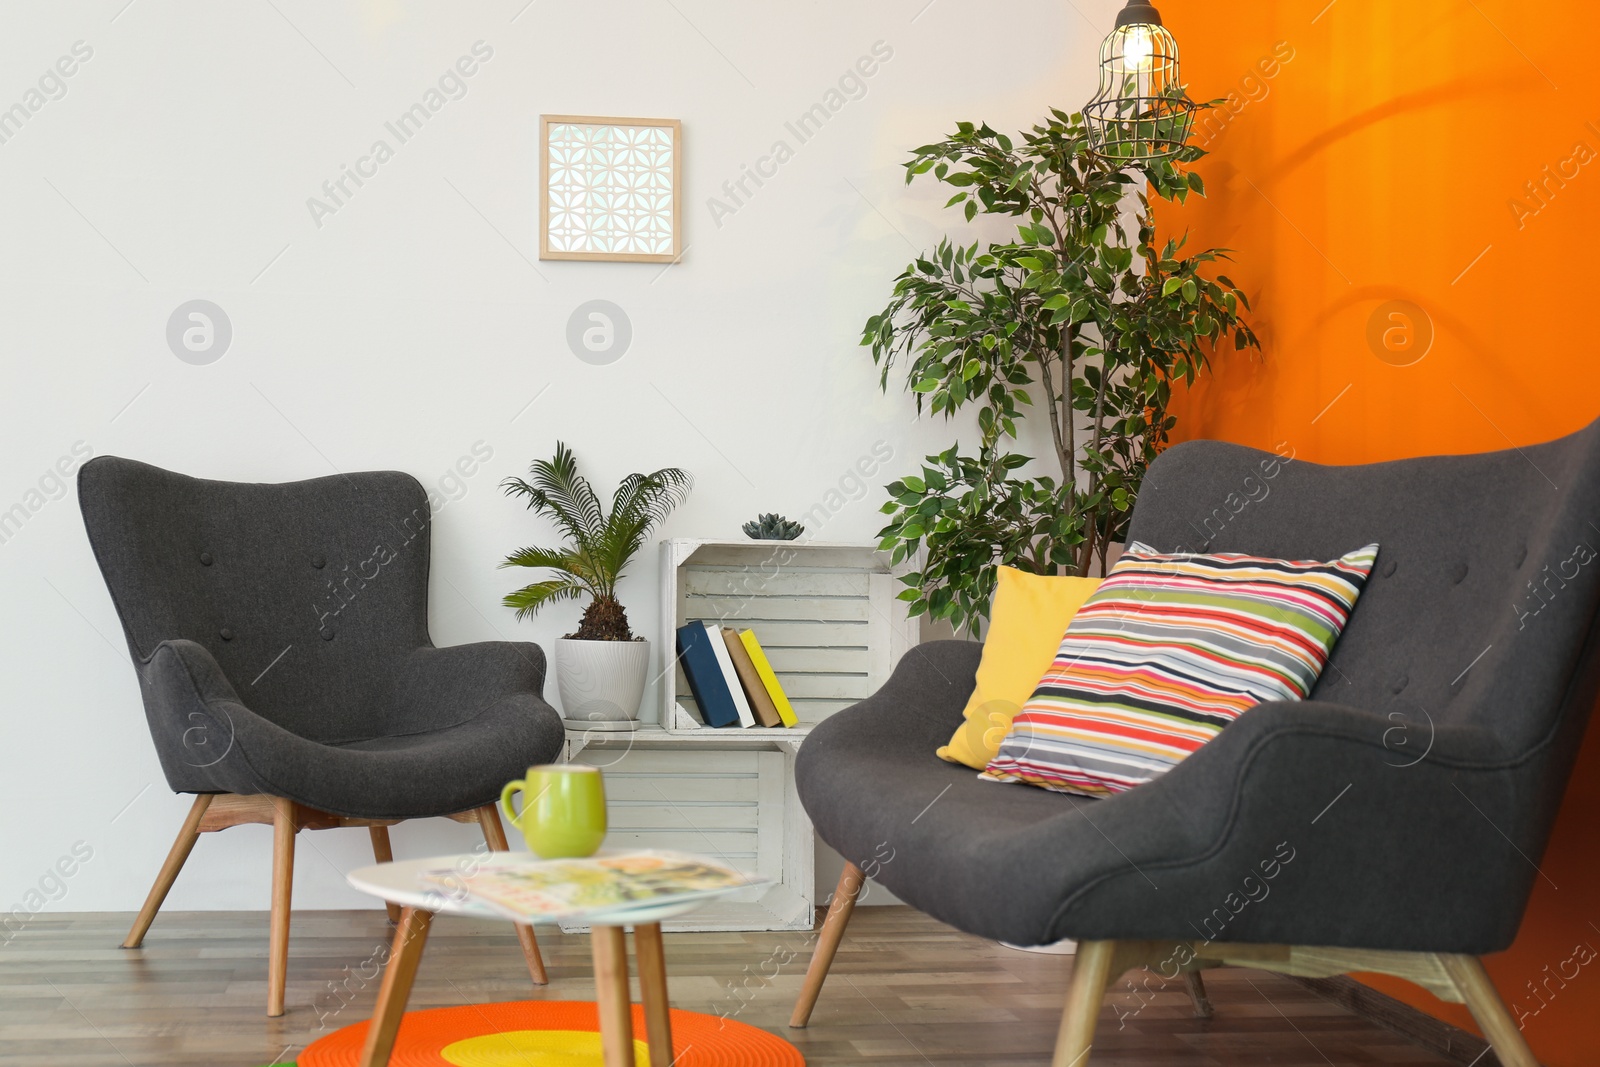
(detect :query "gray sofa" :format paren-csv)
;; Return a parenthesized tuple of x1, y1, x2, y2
(791, 421, 1600, 1066)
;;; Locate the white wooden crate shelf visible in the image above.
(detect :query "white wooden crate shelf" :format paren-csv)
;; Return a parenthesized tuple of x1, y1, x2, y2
(550, 539, 915, 932)
(561, 727, 811, 932)
(659, 539, 914, 731)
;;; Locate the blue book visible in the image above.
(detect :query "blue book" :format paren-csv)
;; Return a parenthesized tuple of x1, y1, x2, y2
(676, 622, 741, 727)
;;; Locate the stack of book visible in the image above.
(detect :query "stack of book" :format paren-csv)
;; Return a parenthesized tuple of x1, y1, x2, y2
(674, 621, 798, 728)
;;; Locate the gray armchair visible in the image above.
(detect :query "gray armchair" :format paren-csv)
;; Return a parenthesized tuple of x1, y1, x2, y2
(790, 420, 1600, 1067)
(79, 457, 565, 1016)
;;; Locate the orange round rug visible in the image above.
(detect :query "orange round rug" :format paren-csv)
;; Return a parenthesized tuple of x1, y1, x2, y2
(298, 1000, 803, 1066)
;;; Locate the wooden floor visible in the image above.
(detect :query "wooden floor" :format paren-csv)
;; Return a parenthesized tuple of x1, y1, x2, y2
(0, 906, 1459, 1066)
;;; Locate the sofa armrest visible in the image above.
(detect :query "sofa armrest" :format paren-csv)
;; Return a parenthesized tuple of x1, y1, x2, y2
(1142, 696, 1507, 826)
(1050, 698, 1533, 951)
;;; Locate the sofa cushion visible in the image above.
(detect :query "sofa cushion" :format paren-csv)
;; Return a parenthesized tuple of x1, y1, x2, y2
(982, 541, 1378, 797)
(937, 567, 1101, 769)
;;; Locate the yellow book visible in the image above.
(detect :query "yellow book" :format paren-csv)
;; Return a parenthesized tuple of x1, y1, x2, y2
(738, 630, 797, 728)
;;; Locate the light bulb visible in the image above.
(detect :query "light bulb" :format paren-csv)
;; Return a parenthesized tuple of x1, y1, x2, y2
(1122, 26, 1153, 71)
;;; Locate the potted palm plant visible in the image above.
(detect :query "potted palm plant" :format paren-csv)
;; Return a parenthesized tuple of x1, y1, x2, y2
(501, 443, 692, 728)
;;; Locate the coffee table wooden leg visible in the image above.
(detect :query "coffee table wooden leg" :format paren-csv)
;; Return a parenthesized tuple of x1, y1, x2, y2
(634, 922, 673, 1067)
(358, 907, 433, 1067)
(591, 924, 635, 1067)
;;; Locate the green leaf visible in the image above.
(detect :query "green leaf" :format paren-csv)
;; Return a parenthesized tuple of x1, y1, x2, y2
(1162, 277, 1184, 297)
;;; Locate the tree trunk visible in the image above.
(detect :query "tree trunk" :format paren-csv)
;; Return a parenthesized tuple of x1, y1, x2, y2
(571, 596, 633, 642)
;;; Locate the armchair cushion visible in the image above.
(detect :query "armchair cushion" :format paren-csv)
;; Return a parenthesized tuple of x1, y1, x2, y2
(983, 541, 1378, 797)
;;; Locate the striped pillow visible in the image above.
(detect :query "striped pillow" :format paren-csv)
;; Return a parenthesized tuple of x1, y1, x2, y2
(981, 541, 1379, 797)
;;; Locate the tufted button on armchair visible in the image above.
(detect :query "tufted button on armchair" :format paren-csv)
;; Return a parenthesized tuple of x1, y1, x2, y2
(788, 420, 1600, 1067)
(78, 457, 565, 1016)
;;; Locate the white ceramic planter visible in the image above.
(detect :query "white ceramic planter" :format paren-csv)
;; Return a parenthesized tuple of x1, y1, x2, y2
(554, 638, 651, 727)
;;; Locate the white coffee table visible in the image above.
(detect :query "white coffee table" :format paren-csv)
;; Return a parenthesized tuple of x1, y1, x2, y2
(347, 852, 714, 1067)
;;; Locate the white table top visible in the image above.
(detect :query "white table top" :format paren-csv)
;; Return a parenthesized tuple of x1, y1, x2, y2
(346, 852, 717, 927)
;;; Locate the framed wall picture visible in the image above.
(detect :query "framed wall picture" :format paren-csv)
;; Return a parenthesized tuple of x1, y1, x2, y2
(540, 115, 682, 263)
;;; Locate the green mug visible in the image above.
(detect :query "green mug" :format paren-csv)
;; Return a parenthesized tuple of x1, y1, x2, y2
(500, 765, 607, 859)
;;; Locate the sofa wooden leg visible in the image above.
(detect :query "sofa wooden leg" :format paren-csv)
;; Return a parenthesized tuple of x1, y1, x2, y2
(123, 794, 213, 949)
(1053, 939, 1118, 1067)
(367, 826, 402, 924)
(1182, 970, 1214, 1018)
(267, 797, 296, 1018)
(789, 861, 865, 1028)
(1440, 955, 1540, 1067)
(475, 803, 548, 985)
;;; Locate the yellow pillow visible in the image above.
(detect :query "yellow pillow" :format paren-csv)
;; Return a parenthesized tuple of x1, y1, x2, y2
(936, 567, 1102, 769)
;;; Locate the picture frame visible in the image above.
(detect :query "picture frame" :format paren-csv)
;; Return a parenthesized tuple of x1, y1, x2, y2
(539, 114, 683, 263)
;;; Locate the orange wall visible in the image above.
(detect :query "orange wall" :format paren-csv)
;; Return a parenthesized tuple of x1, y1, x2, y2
(1155, 2, 1600, 1062)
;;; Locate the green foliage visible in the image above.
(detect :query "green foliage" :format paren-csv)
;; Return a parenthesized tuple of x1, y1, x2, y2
(868, 107, 1259, 635)
(501, 442, 692, 638)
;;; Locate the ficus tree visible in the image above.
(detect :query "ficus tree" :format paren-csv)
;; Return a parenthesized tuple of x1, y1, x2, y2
(867, 106, 1259, 634)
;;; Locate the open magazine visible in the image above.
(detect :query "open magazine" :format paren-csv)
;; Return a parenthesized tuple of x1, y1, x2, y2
(417, 850, 765, 922)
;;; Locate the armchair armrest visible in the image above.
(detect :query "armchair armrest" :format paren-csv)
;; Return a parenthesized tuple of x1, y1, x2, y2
(1052, 698, 1535, 952)
(136, 639, 269, 793)
(136, 638, 565, 816)
(388, 641, 552, 734)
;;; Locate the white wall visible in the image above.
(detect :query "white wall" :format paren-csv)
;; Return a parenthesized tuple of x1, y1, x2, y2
(0, 0, 1111, 914)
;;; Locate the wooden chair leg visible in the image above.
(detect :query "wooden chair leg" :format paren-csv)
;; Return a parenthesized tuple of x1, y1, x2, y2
(123, 794, 213, 949)
(267, 797, 296, 1018)
(789, 861, 865, 1028)
(358, 906, 433, 1067)
(634, 922, 674, 1067)
(1182, 970, 1214, 1018)
(591, 924, 634, 1067)
(367, 827, 402, 924)
(1439, 955, 1540, 1067)
(1053, 939, 1119, 1067)
(474, 803, 548, 984)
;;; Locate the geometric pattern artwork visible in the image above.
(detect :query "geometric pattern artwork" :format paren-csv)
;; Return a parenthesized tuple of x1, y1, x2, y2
(540, 115, 681, 262)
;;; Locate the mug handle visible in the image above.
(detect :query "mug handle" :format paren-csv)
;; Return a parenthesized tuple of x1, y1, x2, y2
(500, 779, 526, 829)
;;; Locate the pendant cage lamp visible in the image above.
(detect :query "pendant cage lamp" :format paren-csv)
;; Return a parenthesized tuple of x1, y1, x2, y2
(1084, 0, 1197, 165)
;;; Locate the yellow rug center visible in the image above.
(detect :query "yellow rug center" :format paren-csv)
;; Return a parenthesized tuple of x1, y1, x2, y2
(441, 1029, 650, 1066)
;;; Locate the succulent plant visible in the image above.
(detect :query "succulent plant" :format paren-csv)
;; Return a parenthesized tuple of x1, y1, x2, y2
(742, 513, 805, 540)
